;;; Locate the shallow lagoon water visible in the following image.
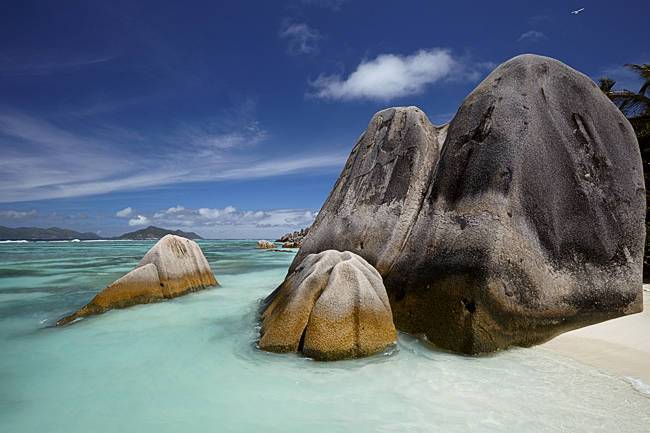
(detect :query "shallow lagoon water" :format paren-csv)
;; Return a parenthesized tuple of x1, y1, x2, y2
(1, 240, 649, 433)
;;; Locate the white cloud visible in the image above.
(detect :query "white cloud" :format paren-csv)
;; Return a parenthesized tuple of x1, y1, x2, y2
(197, 205, 237, 219)
(115, 205, 318, 239)
(310, 49, 462, 100)
(166, 205, 185, 214)
(0, 209, 37, 219)
(517, 30, 546, 43)
(145, 205, 316, 229)
(115, 207, 132, 217)
(279, 22, 321, 55)
(153, 205, 186, 218)
(128, 215, 150, 226)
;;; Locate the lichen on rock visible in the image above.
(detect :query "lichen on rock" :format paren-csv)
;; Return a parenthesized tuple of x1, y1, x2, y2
(257, 240, 276, 249)
(259, 250, 396, 360)
(57, 235, 217, 325)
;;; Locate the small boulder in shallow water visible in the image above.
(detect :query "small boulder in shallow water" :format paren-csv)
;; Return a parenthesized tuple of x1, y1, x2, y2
(57, 235, 217, 325)
(257, 240, 276, 249)
(259, 250, 396, 360)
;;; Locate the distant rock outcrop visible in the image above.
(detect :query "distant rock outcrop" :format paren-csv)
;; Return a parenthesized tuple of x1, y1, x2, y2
(57, 235, 217, 325)
(257, 240, 276, 249)
(259, 250, 396, 360)
(115, 226, 202, 240)
(276, 227, 310, 248)
(282, 54, 645, 354)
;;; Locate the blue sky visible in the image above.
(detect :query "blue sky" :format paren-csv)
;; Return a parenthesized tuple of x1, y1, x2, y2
(0, 0, 647, 238)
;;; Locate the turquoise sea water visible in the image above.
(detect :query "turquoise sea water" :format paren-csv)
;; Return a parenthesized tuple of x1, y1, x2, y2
(1, 240, 649, 433)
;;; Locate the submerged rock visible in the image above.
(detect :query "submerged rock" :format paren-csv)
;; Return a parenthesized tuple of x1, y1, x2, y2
(259, 250, 396, 360)
(57, 235, 217, 325)
(286, 54, 645, 354)
(257, 240, 276, 249)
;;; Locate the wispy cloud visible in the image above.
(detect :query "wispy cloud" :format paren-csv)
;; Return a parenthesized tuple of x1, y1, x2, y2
(184, 121, 267, 150)
(279, 22, 321, 55)
(115, 207, 133, 218)
(0, 111, 346, 203)
(212, 153, 347, 180)
(310, 49, 487, 101)
(517, 30, 546, 43)
(0, 209, 37, 219)
(0, 55, 116, 77)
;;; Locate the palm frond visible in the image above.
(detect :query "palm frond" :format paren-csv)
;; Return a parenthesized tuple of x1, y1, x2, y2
(624, 63, 650, 95)
(598, 77, 616, 93)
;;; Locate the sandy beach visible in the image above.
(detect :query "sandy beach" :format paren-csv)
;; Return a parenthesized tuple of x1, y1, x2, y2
(543, 285, 650, 387)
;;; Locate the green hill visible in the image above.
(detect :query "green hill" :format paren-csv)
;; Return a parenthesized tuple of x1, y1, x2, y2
(0, 226, 100, 241)
(115, 226, 202, 240)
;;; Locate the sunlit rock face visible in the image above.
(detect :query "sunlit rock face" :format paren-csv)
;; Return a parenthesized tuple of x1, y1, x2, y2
(293, 106, 445, 276)
(257, 240, 276, 249)
(259, 250, 396, 360)
(57, 235, 217, 325)
(289, 54, 645, 354)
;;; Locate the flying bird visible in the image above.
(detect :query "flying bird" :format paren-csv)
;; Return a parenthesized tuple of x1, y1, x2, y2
(571, 8, 585, 15)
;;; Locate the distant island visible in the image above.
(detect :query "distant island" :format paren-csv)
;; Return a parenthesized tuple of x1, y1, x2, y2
(0, 226, 99, 241)
(0, 225, 202, 241)
(115, 226, 202, 240)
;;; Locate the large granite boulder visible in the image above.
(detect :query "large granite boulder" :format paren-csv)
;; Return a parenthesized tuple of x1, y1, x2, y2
(288, 54, 645, 354)
(57, 235, 217, 325)
(295, 106, 445, 275)
(259, 250, 396, 360)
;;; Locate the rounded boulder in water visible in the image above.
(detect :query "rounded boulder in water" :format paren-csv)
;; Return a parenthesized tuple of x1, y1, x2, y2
(259, 250, 396, 360)
(57, 235, 218, 325)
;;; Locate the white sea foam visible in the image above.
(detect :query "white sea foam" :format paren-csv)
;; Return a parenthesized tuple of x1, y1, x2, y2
(0, 239, 29, 243)
(626, 376, 650, 397)
(80, 239, 133, 242)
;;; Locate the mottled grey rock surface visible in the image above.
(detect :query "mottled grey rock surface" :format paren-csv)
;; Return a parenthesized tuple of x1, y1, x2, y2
(285, 54, 645, 354)
(293, 106, 445, 276)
